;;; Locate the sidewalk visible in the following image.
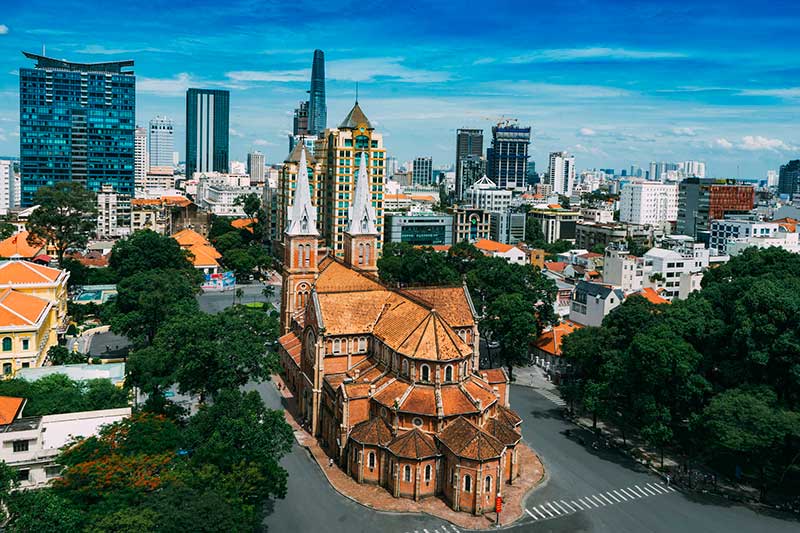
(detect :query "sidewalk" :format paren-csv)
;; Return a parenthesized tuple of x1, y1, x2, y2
(270, 373, 546, 530)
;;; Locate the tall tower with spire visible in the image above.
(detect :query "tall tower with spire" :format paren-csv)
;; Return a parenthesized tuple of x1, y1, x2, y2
(308, 50, 327, 135)
(280, 148, 320, 334)
(315, 101, 386, 258)
(343, 156, 379, 275)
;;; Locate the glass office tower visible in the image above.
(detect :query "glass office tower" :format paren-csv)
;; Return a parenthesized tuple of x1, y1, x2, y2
(307, 50, 327, 135)
(19, 52, 135, 206)
(185, 88, 230, 177)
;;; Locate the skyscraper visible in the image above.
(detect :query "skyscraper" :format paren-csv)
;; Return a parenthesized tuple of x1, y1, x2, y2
(134, 127, 148, 190)
(307, 49, 327, 135)
(457, 155, 486, 201)
(148, 115, 174, 168)
(19, 52, 135, 205)
(778, 160, 800, 196)
(487, 124, 530, 191)
(0, 160, 14, 215)
(247, 151, 266, 182)
(677, 178, 755, 237)
(412, 157, 433, 185)
(547, 151, 575, 195)
(455, 128, 483, 199)
(185, 88, 230, 177)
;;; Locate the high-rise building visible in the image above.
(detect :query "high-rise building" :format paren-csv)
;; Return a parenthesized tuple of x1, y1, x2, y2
(457, 155, 486, 201)
(547, 151, 575, 195)
(293, 101, 310, 136)
(680, 160, 706, 179)
(19, 52, 135, 205)
(148, 116, 174, 168)
(619, 181, 678, 225)
(767, 170, 779, 188)
(677, 178, 755, 237)
(455, 129, 483, 199)
(247, 151, 266, 183)
(134, 127, 148, 190)
(648, 161, 679, 182)
(185, 88, 230, 177)
(315, 102, 386, 257)
(307, 50, 327, 135)
(96, 184, 131, 239)
(778, 160, 800, 196)
(487, 124, 530, 190)
(0, 160, 14, 215)
(412, 157, 433, 185)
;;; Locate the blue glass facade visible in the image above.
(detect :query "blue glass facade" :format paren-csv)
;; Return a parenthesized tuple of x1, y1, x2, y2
(19, 52, 135, 206)
(307, 49, 327, 135)
(487, 125, 530, 191)
(185, 88, 230, 176)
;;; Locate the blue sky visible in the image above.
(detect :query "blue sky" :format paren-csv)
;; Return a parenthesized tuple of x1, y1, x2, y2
(1, 0, 799, 177)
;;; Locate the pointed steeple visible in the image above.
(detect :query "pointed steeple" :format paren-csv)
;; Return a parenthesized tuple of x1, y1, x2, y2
(286, 146, 318, 236)
(347, 155, 378, 235)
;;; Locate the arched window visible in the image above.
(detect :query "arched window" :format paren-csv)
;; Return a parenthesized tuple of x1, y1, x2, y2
(425, 464, 432, 482)
(304, 244, 311, 267)
(463, 474, 472, 492)
(368, 452, 375, 469)
(2, 363, 10, 375)
(357, 243, 364, 265)
(403, 465, 411, 482)
(332, 339, 341, 354)
(2, 337, 11, 351)
(485, 475, 492, 493)
(420, 364, 430, 382)
(445, 365, 453, 382)
(365, 243, 371, 264)
(402, 359, 409, 376)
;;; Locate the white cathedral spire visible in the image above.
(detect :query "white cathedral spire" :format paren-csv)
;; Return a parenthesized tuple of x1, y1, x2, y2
(286, 146, 318, 236)
(347, 153, 378, 235)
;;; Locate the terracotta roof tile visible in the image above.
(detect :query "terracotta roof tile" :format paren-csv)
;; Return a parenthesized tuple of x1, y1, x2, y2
(316, 291, 388, 335)
(474, 238, 514, 253)
(440, 386, 479, 417)
(479, 368, 507, 384)
(172, 228, 209, 247)
(0, 232, 44, 259)
(399, 385, 438, 416)
(496, 404, 522, 428)
(0, 396, 25, 425)
(544, 261, 568, 273)
(0, 289, 50, 328)
(483, 418, 522, 446)
(315, 258, 385, 293)
(393, 311, 471, 361)
(534, 320, 582, 357)
(372, 380, 411, 409)
(463, 378, 498, 409)
(386, 428, 438, 459)
(636, 287, 670, 305)
(349, 417, 394, 446)
(0, 261, 63, 285)
(437, 417, 505, 460)
(402, 287, 475, 328)
(278, 332, 302, 365)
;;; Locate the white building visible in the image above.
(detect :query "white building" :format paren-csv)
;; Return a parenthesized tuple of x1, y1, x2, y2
(230, 161, 247, 175)
(679, 160, 706, 178)
(767, 170, 779, 188)
(196, 173, 262, 217)
(473, 238, 528, 264)
(580, 206, 614, 224)
(569, 281, 624, 327)
(96, 184, 131, 239)
(140, 167, 177, 193)
(0, 160, 18, 215)
(134, 127, 148, 190)
(148, 116, 174, 168)
(619, 181, 678, 225)
(468, 176, 512, 213)
(247, 151, 266, 183)
(727, 229, 800, 256)
(547, 152, 575, 195)
(0, 406, 130, 489)
(709, 216, 780, 255)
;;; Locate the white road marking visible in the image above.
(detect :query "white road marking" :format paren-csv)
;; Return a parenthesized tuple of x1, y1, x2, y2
(581, 497, 599, 508)
(648, 482, 667, 494)
(634, 485, 651, 497)
(621, 487, 641, 499)
(548, 502, 564, 515)
(451, 527, 460, 533)
(539, 505, 556, 518)
(613, 489, 628, 501)
(560, 500, 576, 512)
(526, 508, 537, 520)
(597, 493, 615, 505)
(605, 491, 622, 503)
(533, 507, 549, 519)
(591, 495, 607, 506)
(571, 500, 584, 510)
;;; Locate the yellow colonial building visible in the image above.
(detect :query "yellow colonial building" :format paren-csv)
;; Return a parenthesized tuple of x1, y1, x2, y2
(0, 261, 70, 332)
(0, 288, 59, 375)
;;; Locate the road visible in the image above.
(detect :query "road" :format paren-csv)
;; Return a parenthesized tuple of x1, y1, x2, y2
(252, 380, 799, 533)
(196, 282, 279, 313)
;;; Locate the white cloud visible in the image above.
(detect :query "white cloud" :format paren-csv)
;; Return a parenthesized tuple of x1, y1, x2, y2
(671, 127, 698, 137)
(578, 127, 596, 136)
(0, 25, 8, 35)
(76, 45, 164, 55)
(739, 135, 796, 152)
(571, 143, 608, 157)
(229, 128, 245, 138)
(137, 73, 196, 97)
(714, 138, 734, 149)
(485, 81, 631, 99)
(509, 47, 685, 64)
(226, 69, 308, 83)
(739, 87, 800, 99)
(327, 57, 451, 83)
(253, 139, 277, 147)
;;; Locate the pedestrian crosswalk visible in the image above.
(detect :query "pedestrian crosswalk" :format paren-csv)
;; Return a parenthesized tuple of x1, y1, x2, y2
(535, 388, 567, 407)
(404, 525, 459, 533)
(525, 482, 676, 523)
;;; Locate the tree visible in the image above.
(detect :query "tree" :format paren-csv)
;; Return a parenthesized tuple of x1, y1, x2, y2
(225, 249, 257, 281)
(378, 242, 460, 286)
(109, 230, 197, 281)
(47, 345, 86, 366)
(525, 217, 546, 246)
(0, 220, 15, 241)
(6, 489, 85, 533)
(0, 375, 128, 417)
(25, 182, 97, 265)
(60, 257, 90, 288)
(105, 269, 198, 347)
(234, 193, 262, 221)
(484, 293, 538, 380)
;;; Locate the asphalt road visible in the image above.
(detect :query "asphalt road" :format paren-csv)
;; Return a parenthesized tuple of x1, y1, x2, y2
(252, 381, 800, 533)
(197, 282, 279, 313)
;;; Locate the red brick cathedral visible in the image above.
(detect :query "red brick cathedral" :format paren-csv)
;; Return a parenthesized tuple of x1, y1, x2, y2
(278, 149, 523, 515)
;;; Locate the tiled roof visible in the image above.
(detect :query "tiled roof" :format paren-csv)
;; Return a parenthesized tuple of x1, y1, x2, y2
(479, 368, 507, 384)
(231, 218, 257, 232)
(172, 228, 210, 247)
(544, 261, 568, 273)
(315, 258, 384, 293)
(496, 404, 522, 427)
(339, 102, 372, 130)
(437, 417, 505, 460)
(0, 396, 25, 425)
(186, 244, 221, 268)
(0, 289, 50, 328)
(636, 287, 670, 305)
(315, 291, 387, 335)
(278, 332, 302, 365)
(441, 386, 479, 417)
(578, 252, 603, 259)
(0, 232, 44, 259)
(462, 377, 498, 409)
(483, 417, 522, 446)
(372, 379, 410, 409)
(399, 385, 438, 416)
(394, 311, 472, 361)
(534, 320, 582, 357)
(474, 238, 514, 253)
(349, 417, 394, 446)
(0, 260, 63, 285)
(386, 428, 438, 459)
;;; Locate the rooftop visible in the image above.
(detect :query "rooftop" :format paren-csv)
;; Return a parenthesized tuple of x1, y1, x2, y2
(23, 51, 134, 74)
(339, 102, 372, 130)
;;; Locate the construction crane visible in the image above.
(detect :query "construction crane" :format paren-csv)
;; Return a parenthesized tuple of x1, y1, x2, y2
(481, 116, 518, 128)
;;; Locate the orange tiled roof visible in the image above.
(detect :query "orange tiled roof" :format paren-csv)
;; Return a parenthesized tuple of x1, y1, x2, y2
(232, 218, 257, 232)
(547, 203, 563, 209)
(279, 332, 302, 365)
(0, 232, 44, 259)
(479, 368, 507, 384)
(386, 428, 438, 459)
(172, 228, 210, 247)
(384, 193, 410, 201)
(162, 196, 191, 207)
(534, 320, 582, 357)
(402, 286, 475, 328)
(399, 385, 438, 416)
(0, 289, 50, 328)
(186, 244, 221, 268)
(315, 257, 384, 293)
(496, 404, 522, 427)
(349, 417, 394, 446)
(0, 396, 25, 425)
(462, 377, 498, 409)
(544, 261, 568, 273)
(437, 417, 505, 460)
(440, 386, 479, 417)
(483, 417, 522, 447)
(0, 260, 63, 285)
(130, 198, 162, 207)
(636, 287, 670, 305)
(394, 311, 472, 361)
(474, 238, 514, 253)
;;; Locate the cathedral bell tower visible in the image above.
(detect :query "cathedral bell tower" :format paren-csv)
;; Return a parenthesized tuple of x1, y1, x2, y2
(281, 146, 319, 334)
(343, 153, 379, 275)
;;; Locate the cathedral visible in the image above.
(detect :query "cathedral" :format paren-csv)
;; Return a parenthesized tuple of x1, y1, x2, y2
(278, 148, 523, 515)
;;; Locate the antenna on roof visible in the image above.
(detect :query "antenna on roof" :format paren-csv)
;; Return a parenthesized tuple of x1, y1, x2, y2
(42, 43, 46, 56)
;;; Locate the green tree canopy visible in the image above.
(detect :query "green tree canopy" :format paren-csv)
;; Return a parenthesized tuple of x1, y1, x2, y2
(109, 230, 198, 281)
(26, 182, 97, 265)
(0, 375, 127, 417)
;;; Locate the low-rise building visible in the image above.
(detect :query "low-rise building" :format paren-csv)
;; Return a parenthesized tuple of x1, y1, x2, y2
(619, 181, 678, 225)
(473, 239, 528, 264)
(0, 261, 69, 332)
(17, 363, 126, 387)
(533, 320, 582, 371)
(489, 211, 526, 244)
(0, 289, 60, 375)
(196, 173, 262, 217)
(447, 207, 491, 243)
(575, 221, 666, 252)
(726, 227, 800, 256)
(384, 212, 453, 246)
(172, 229, 221, 275)
(527, 206, 580, 243)
(569, 281, 624, 327)
(0, 232, 44, 261)
(709, 216, 780, 255)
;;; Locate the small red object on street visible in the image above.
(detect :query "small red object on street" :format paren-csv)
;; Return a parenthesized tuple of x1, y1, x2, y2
(495, 496, 503, 513)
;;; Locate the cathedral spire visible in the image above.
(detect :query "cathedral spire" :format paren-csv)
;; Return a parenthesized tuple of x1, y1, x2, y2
(286, 146, 318, 236)
(347, 154, 378, 235)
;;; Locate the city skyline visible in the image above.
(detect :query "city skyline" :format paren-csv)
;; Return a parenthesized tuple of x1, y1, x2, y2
(1, 0, 799, 177)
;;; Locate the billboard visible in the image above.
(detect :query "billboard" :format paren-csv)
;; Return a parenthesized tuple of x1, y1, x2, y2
(202, 271, 235, 291)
